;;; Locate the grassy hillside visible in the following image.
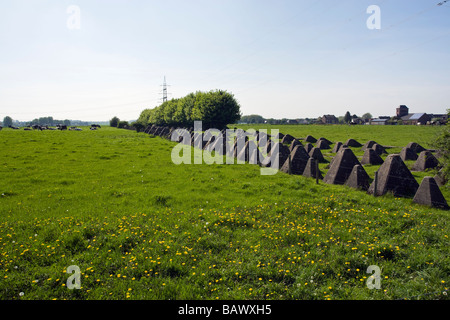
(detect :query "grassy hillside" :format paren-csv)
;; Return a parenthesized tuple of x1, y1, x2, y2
(0, 125, 448, 300)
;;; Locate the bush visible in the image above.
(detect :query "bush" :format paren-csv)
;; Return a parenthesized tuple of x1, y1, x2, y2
(117, 121, 129, 129)
(434, 121, 450, 182)
(131, 120, 146, 132)
(110, 116, 120, 128)
(137, 90, 241, 130)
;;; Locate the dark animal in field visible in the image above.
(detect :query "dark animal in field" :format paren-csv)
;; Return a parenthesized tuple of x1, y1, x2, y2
(57, 125, 67, 130)
(91, 124, 101, 128)
(0, 126, 3, 131)
(8, 125, 19, 130)
(24, 127, 32, 131)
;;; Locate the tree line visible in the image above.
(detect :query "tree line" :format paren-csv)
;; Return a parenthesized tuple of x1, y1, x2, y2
(2, 116, 72, 127)
(238, 112, 374, 125)
(132, 90, 241, 130)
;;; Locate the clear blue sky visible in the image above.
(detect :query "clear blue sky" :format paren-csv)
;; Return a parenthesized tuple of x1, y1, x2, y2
(0, 0, 449, 122)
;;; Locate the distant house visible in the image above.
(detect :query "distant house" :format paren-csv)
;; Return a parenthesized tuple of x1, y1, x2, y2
(351, 118, 365, 125)
(429, 114, 448, 125)
(321, 115, 338, 124)
(401, 113, 431, 125)
(286, 119, 299, 125)
(369, 118, 389, 125)
(396, 105, 409, 118)
(395, 105, 435, 125)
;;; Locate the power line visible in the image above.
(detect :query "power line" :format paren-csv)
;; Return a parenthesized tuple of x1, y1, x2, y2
(159, 76, 172, 104)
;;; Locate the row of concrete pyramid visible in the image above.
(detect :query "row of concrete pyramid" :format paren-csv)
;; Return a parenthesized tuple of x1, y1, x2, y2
(144, 125, 448, 210)
(285, 135, 447, 210)
(281, 135, 448, 210)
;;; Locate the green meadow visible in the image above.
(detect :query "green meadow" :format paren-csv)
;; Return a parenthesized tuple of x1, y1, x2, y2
(0, 125, 448, 300)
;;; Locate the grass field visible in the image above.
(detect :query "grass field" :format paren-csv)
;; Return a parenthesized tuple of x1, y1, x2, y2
(0, 125, 448, 300)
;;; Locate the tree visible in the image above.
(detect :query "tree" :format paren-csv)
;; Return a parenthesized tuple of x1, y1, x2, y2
(131, 120, 146, 132)
(362, 113, 373, 120)
(240, 114, 265, 124)
(110, 116, 120, 127)
(344, 111, 352, 124)
(3, 116, 13, 127)
(138, 90, 241, 129)
(117, 120, 129, 129)
(434, 109, 450, 183)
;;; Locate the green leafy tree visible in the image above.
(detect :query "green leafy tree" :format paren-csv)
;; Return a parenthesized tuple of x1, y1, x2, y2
(344, 111, 352, 124)
(117, 120, 129, 129)
(240, 114, 265, 124)
(137, 89, 241, 129)
(131, 120, 146, 132)
(434, 109, 450, 183)
(110, 116, 120, 127)
(162, 99, 179, 126)
(3, 116, 13, 127)
(362, 113, 373, 120)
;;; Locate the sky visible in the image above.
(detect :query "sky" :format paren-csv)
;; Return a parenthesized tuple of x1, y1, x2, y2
(0, 0, 449, 122)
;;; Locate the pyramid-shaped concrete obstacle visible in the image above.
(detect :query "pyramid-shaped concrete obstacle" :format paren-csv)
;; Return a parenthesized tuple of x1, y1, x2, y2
(262, 142, 290, 169)
(345, 164, 370, 191)
(262, 139, 273, 157)
(204, 135, 218, 152)
(280, 145, 310, 175)
(305, 143, 314, 153)
(237, 141, 258, 163)
(281, 134, 295, 145)
(257, 131, 269, 146)
(302, 157, 323, 179)
(413, 177, 449, 210)
(332, 142, 343, 153)
(206, 135, 225, 155)
(371, 143, 387, 155)
(362, 140, 377, 151)
(323, 148, 361, 185)
(345, 138, 363, 147)
(305, 135, 317, 143)
(400, 147, 418, 161)
(249, 145, 264, 165)
(309, 147, 326, 163)
(193, 133, 208, 149)
(318, 137, 332, 144)
(316, 139, 331, 150)
(361, 148, 384, 165)
(231, 136, 248, 158)
(406, 142, 426, 154)
(327, 146, 351, 169)
(289, 139, 303, 152)
(273, 132, 284, 140)
(367, 154, 419, 197)
(412, 150, 439, 171)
